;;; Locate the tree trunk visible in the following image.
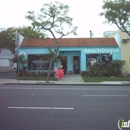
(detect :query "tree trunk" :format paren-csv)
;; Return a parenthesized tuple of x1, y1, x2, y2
(46, 47, 59, 83)
(46, 58, 54, 83)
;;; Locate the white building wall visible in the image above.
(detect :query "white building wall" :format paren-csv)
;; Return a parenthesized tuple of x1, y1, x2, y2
(0, 49, 14, 67)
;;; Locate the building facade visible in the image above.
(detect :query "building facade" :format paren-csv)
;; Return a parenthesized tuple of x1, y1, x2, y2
(108, 30, 130, 73)
(18, 38, 120, 74)
(0, 48, 14, 67)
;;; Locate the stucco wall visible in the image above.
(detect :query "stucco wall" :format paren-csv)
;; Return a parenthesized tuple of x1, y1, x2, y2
(18, 46, 120, 73)
(111, 30, 130, 73)
(120, 31, 130, 72)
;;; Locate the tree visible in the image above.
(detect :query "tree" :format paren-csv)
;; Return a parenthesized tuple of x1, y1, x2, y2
(100, 0, 130, 36)
(17, 26, 46, 38)
(26, 1, 77, 83)
(11, 54, 27, 76)
(0, 27, 16, 54)
(0, 26, 46, 54)
(46, 48, 66, 64)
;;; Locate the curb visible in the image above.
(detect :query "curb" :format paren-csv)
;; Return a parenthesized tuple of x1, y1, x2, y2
(3, 83, 130, 86)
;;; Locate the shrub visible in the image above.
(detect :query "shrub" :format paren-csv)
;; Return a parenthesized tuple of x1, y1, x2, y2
(89, 64, 107, 76)
(37, 72, 47, 77)
(50, 72, 55, 77)
(19, 71, 55, 77)
(81, 71, 91, 76)
(82, 60, 125, 77)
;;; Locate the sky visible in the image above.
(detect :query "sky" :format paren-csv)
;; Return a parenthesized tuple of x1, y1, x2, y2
(0, 0, 118, 38)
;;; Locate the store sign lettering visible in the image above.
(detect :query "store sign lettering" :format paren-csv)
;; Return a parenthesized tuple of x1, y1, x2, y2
(84, 48, 119, 54)
(27, 49, 49, 54)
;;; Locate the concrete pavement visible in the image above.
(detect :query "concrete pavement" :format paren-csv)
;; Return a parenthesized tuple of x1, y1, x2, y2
(0, 74, 130, 85)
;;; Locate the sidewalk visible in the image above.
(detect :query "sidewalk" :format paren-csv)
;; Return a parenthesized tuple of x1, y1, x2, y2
(0, 74, 130, 85)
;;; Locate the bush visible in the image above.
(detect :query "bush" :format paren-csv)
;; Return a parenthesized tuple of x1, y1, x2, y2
(90, 64, 107, 76)
(20, 71, 55, 77)
(81, 70, 93, 77)
(37, 72, 47, 77)
(24, 72, 37, 77)
(82, 60, 124, 77)
(50, 72, 55, 77)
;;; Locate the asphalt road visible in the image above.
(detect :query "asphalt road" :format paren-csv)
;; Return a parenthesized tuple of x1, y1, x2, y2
(0, 85, 130, 130)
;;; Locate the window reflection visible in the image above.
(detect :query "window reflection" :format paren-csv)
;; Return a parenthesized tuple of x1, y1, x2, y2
(86, 54, 112, 69)
(28, 54, 50, 70)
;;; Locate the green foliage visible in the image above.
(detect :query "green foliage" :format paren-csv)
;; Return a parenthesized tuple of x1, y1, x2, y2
(81, 70, 93, 77)
(122, 68, 130, 77)
(26, 1, 77, 38)
(11, 54, 28, 76)
(0, 27, 16, 53)
(0, 26, 46, 54)
(46, 47, 65, 61)
(11, 55, 18, 63)
(25, 1, 77, 83)
(81, 60, 125, 77)
(90, 64, 108, 76)
(82, 76, 130, 82)
(100, 0, 130, 36)
(23, 72, 55, 77)
(37, 72, 47, 77)
(17, 26, 46, 38)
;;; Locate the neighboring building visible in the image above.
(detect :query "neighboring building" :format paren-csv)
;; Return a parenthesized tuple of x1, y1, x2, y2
(103, 31, 116, 38)
(0, 33, 23, 67)
(18, 38, 120, 74)
(108, 30, 130, 73)
(0, 48, 14, 67)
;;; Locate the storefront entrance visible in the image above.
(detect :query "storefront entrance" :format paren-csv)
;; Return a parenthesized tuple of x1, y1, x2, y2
(60, 56, 67, 74)
(59, 51, 81, 74)
(73, 56, 80, 74)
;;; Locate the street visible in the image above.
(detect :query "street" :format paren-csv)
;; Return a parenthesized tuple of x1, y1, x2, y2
(0, 84, 130, 130)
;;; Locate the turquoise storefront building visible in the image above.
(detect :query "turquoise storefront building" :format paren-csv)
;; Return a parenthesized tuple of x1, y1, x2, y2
(18, 38, 120, 74)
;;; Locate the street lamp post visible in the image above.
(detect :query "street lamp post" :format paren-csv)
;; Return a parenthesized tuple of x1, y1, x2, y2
(15, 32, 20, 84)
(17, 47, 19, 84)
(15, 32, 24, 83)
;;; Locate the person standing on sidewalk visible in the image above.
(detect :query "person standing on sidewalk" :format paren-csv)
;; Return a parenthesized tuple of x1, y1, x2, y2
(58, 62, 63, 79)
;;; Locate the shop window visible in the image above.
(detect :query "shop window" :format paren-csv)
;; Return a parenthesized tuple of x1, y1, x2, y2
(86, 54, 112, 69)
(28, 54, 52, 70)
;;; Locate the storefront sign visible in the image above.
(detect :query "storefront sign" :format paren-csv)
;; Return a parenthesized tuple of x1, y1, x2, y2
(84, 48, 119, 54)
(27, 49, 49, 54)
